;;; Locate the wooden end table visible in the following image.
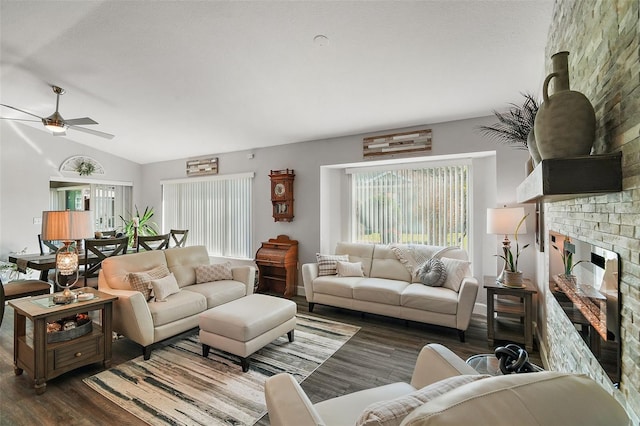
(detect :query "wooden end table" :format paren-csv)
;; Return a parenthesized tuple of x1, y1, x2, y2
(484, 276, 537, 352)
(8, 288, 117, 394)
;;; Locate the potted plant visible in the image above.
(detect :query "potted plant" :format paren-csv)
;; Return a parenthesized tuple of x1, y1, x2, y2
(553, 236, 586, 278)
(495, 214, 529, 286)
(478, 93, 541, 166)
(119, 206, 159, 247)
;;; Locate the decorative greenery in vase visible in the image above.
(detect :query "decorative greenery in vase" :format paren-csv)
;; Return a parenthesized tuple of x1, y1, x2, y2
(75, 160, 96, 176)
(478, 93, 539, 150)
(553, 236, 586, 277)
(495, 214, 529, 272)
(120, 206, 159, 247)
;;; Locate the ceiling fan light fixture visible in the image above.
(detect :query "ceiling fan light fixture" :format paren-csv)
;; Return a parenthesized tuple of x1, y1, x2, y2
(43, 112, 66, 133)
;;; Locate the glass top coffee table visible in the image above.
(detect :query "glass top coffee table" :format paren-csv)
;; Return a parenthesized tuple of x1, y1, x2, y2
(466, 354, 502, 376)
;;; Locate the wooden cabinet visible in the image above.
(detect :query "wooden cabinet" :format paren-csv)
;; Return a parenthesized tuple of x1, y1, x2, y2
(8, 288, 117, 394)
(485, 276, 537, 352)
(255, 235, 298, 298)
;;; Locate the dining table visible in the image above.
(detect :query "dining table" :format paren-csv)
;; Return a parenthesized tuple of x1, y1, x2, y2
(8, 250, 119, 282)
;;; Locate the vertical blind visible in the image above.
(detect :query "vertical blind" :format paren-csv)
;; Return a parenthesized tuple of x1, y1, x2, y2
(162, 174, 253, 258)
(91, 184, 132, 231)
(350, 164, 469, 250)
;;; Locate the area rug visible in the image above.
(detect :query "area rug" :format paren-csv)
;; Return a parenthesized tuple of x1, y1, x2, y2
(83, 314, 359, 426)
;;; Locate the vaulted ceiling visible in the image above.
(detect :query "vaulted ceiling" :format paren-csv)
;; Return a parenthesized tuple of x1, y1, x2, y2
(0, 1, 553, 164)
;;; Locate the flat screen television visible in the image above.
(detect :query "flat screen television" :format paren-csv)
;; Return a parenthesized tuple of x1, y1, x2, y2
(548, 231, 620, 386)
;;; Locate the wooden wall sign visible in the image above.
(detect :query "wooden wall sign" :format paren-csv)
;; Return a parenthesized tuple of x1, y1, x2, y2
(186, 157, 218, 177)
(363, 129, 432, 159)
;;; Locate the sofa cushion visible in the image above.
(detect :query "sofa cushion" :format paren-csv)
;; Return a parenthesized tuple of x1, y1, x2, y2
(313, 276, 360, 298)
(440, 258, 471, 292)
(337, 261, 364, 277)
(101, 250, 167, 291)
(336, 242, 375, 276)
(148, 289, 207, 326)
(316, 253, 349, 276)
(400, 372, 629, 426)
(417, 258, 447, 287)
(195, 262, 233, 283)
(164, 245, 211, 287)
(356, 374, 488, 426)
(183, 280, 247, 309)
(400, 284, 458, 314)
(369, 246, 412, 282)
(151, 273, 181, 302)
(127, 264, 171, 300)
(353, 278, 410, 306)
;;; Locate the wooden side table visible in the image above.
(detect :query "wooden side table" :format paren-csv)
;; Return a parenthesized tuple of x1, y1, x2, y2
(484, 276, 537, 352)
(8, 288, 117, 394)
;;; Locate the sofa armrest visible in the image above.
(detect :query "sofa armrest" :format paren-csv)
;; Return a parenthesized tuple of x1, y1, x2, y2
(301, 263, 319, 302)
(265, 373, 325, 426)
(97, 285, 155, 347)
(455, 277, 479, 331)
(231, 265, 256, 295)
(411, 343, 479, 389)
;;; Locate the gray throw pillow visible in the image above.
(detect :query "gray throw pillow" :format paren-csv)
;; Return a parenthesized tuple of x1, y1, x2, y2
(418, 258, 447, 287)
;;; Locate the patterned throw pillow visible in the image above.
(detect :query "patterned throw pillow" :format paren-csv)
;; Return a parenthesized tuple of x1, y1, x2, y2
(336, 261, 364, 277)
(150, 273, 181, 302)
(316, 254, 349, 276)
(356, 375, 489, 426)
(128, 265, 170, 301)
(417, 258, 447, 287)
(195, 262, 233, 283)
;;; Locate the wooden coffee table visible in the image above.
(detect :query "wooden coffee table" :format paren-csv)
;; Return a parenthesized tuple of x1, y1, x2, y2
(8, 288, 117, 394)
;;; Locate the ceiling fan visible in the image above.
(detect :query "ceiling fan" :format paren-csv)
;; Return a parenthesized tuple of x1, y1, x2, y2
(0, 85, 114, 139)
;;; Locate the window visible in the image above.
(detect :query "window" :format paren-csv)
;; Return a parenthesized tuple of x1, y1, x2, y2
(162, 173, 253, 258)
(349, 163, 469, 250)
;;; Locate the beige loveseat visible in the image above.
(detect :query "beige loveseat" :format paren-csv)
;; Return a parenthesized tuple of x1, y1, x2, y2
(302, 243, 478, 341)
(265, 343, 629, 426)
(98, 245, 255, 359)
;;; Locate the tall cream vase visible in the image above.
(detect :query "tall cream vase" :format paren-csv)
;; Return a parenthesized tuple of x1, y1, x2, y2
(534, 51, 596, 160)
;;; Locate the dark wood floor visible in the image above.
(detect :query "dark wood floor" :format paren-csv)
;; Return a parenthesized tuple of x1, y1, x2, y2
(0, 297, 541, 426)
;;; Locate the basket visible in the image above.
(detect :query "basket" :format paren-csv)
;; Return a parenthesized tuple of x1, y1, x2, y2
(47, 317, 92, 343)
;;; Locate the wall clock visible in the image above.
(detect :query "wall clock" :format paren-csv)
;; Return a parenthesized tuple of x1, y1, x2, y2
(269, 169, 295, 222)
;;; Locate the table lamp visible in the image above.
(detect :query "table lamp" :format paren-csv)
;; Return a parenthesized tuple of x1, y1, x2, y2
(487, 206, 527, 283)
(41, 210, 93, 303)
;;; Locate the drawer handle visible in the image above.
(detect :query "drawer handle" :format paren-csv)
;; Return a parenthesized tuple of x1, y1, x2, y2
(75, 352, 82, 357)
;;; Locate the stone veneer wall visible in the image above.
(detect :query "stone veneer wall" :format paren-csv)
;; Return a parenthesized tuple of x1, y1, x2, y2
(542, 0, 639, 422)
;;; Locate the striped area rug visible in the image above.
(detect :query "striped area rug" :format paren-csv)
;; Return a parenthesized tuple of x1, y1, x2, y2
(84, 314, 359, 425)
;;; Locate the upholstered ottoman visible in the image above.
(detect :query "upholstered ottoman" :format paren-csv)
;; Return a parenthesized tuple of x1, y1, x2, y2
(199, 294, 297, 372)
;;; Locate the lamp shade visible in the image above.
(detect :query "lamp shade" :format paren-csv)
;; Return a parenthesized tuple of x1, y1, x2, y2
(487, 207, 527, 236)
(41, 210, 93, 241)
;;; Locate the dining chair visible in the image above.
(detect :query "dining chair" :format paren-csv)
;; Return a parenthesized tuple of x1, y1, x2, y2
(169, 229, 189, 248)
(38, 234, 60, 256)
(1, 277, 51, 327)
(83, 236, 129, 288)
(136, 234, 171, 252)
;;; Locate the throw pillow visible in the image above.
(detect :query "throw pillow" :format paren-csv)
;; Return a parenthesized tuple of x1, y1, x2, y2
(336, 261, 364, 277)
(440, 257, 472, 292)
(417, 258, 447, 287)
(150, 273, 181, 302)
(356, 374, 489, 426)
(316, 254, 349, 276)
(195, 262, 233, 283)
(127, 264, 171, 301)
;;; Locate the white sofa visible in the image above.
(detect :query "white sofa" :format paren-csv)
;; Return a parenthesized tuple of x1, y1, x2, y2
(265, 343, 630, 426)
(98, 245, 255, 359)
(302, 243, 478, 341)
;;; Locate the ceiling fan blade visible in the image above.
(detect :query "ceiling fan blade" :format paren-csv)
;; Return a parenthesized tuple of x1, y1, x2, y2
(65, 117, 98, 126)
(0, 104, 44, 120)
(0, 117, 41, 123)
(68, 124, 115, 139)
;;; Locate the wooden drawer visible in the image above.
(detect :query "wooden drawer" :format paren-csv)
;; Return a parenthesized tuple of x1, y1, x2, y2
(51, 335, 103, 370)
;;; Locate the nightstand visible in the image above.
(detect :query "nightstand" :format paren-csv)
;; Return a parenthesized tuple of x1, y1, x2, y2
(484, 276, 537, 352)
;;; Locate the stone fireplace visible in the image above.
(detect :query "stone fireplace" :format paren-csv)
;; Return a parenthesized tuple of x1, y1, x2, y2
(540, 0, 639, 422)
